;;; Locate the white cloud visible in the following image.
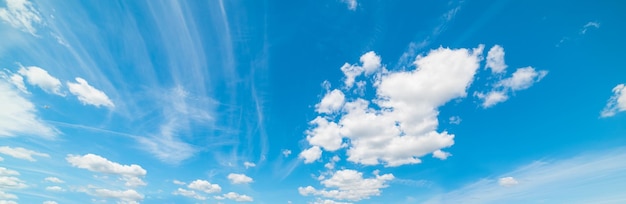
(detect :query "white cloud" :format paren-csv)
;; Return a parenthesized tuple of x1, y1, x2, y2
(432, 150, 451, 160)
(0, 191, 17, 200)
(485, 45, 507, 73)
(187, 179, 221, 194)
(0, 168, 18, 176)
(17, 66, 63, 96)
(66, 154, 146, 188)
(5, 73, 27, 93)
(581, 21, 600, 34)
(342, 0, 357, 11)
(316, 89, 346, 114)
(227, 173, 253, 184)
(282, 149, 292, 157)
(498, 177, 518, 187)
(448, 116, 461, 125)
(0, 176, 27, 189)
(600, 84, 626, 117)
(173, 188, 206, 200)
(0, 0, 42, 35)
(243, 161, 256, 169)
(0, 146, 49, 161)
(88, 188, 144, 204)
(339, 52, 382, 88)
(300, 146, 322, 164)
(0, 80, 59, 138)
(424, 147, 626, 204)
(172, 180, 185, 185)
(44, 177, 64, 183)
(311, 198, 353, 204)
(67, 77, 114, 109)
(340, 63, 363, 89)
(45, 186, 65, 192)
(0, 200, 17, 204)
(299, 169, 394, 201)
(360, 51, 381, 75)
(222, 192, 253, 202)
(303, 46, 485, 167)
(42, 201, 58, 204)
(477, 66, 547, 108)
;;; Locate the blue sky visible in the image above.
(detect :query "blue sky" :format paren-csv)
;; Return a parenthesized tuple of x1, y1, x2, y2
(0, 0, 625, 203)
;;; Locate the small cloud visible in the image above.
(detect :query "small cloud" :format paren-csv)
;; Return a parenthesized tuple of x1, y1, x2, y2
(43, 201, 58, 204)
(600, 84, 626, 117)
(0, 0, 43, 35)
(342, 0, 357, 11)
(432, 150, 452, 160)
(45, 186, 65, 192)
(172, 180, 186, 185)
(17, 66, 64, 96)
(220, 192, 253, 202)
(188, 179, 221, 194)
(486, 45, 507, 73)
(0, 146, 49, 161)
(227, 173, 253, 184)
(67, 77, 115, 109)
(243, 162, 256, 169)
(449, 116, 462, 125)
(44, 177, 64, 183)
(581, 21, 600, 34)
(282, 149, 292, 157)
(299, 146, 322, 164)
(498, 176, 519, 187)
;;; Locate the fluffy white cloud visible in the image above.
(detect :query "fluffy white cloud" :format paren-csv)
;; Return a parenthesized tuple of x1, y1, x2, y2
(0, 168, 18, 176)
(0, 80, 58, 138)
(44, 177, 64, 183)
(6, 73, 27, 93)
(227, 173, 253, 184)
(303, 46, 485, 167)
(0, 191, 17, 200)
(188, 179, 221, 194)
(485, 45, 507, 73)
(45, 186, 65, 192)
(282, 149, 292, 157)
(221, 192, 253, 202)
(243, 161, 256, 169)
(498, 177, 518, 187)
(0, 200, 17, 204)
(300, 146, 322, 164)
(0, 146, 49, 161)
(88, 188, 144, 204)
(432, 150, 451, 160)
(311, 198, 353, 204)
(67, 77, 115, 108)
(600, 84, 626, 117)
(17, 66, 63, 96)
(478, 66, 547, 108)
(0, 0, 42, 35)
(299, 169, 394, 201)
(173, 188, 206, 200)
(316, 89, 345, 114)
(342, 0, 357, 11)
(42, 201, 58, 204)
(0, 176, 27, 189)
(66, 154, 146, 188)
(339, 52, 382, 88)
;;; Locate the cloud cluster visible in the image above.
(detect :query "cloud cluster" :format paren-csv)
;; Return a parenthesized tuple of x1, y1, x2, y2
(227, 173, 253, 184)
(299, 169, 394, 201)
(0, 0, 42, 35)
(173, 178, 254, 202)
(66, 154, 147, 187)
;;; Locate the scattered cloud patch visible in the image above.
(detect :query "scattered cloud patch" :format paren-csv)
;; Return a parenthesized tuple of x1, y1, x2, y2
(282, 149, 292, 157)
(581, 21, 600, 34)
(0, 146, 49, 161)
(172, 180, 185, 185)
(316, 89, 346, 114)
(66, 154, 146, 187)
(187, 179, 221, 194)
(44, 177, 64, 183)
(432, 150, 451, 160)
(227, 173, 253, 184)
(218, 192, 254, 202)
(0, 176, 27, 189)
(0, 168, 19, 176)
(342, 0, 357, 11)
(173, 188, 206, 200)
(600, 84, 626, 117)
(83, 188, 144, 204)
(339, 51, 382, 88)
(42, 201, 58, 204)
(0, 191, 16, 199)
(300, 146, 322, 164)
(448, 116, 461, 125)
(67, 77, 115, 109)
(17, 66, 63, 96)
(299, 169, 394, 201)
(485, 45, 507, 73)
(0, 80, 58, 138)
(243, 161, 256, 169)
(0, 0, 42, 35)
(45, 186, 65, 192)
(498, 177, 518, 187)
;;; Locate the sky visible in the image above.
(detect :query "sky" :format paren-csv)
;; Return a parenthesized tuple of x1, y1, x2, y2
(0, 0, 625, 203)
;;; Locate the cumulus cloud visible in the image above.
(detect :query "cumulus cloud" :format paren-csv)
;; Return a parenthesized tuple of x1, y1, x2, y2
(42, 201, 58, 204)
(302, 46, 485, 167)
(0, 146, 49, 161)
(217, 192, 254, 202)
(0, 79, 58, 138)
(66, 154, 146, 187)
(477, 66, 547, 108)
(300, 146, 322, 164)
(0, 0, 42, 35)
(4, 73, 27, 93)
(86, 188, 144, 204)
(243, 161, 256, 169)
(432, 150, 451, 160)
(188, 179, 221, 194)
(172, 180, 185, 185)
(316, 89, 346, 114)
(486, 45, 507, 73)
(0, 191, 17, 200)
(0, 176, 27, 189)
(67, 77, 115, 109)
(227, 173, 253, 184)
(173, 188, 206, 200)
(340, 51, 382, 88)
(0, 200, 17, 204)
(0, 168, 18, 176)
(311, 198, 353, 204)
(600, 84, 626, 117)
(44, 177, 64, 183)
(299, 169, 394, 201)
(17, 66, 63, 96)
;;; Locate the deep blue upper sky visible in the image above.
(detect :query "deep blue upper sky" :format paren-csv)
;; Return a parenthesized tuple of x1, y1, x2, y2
(1, 0, 625, 203)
